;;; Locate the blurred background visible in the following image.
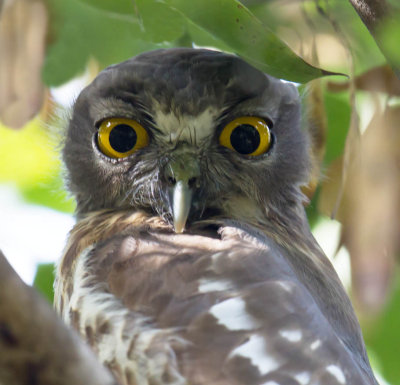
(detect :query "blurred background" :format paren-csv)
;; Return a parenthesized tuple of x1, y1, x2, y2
(0, 0, 399, 383)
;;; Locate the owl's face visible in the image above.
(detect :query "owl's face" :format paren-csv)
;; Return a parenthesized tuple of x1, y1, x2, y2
(64, 48, 310, 231)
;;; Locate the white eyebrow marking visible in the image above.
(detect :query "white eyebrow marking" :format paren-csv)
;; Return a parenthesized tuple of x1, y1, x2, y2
(326, 364, 346, 384)
(230, 334, 280, 375)
(153, 107, 218, 144)
(279, 329, 302, 342)
(310, 339, 321, 350)
(210, 297, 261, 331)
(198, 278, 232, 293)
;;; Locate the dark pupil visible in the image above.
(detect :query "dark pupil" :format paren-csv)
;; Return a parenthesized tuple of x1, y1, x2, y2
(109, 124, 137, 153)
(230, 124, 260, 154)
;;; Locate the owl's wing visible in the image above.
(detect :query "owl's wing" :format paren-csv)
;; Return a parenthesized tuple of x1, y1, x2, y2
(65, 224, 377, 385)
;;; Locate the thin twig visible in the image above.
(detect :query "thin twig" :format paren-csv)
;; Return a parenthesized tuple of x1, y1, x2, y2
(348, 0, 400, 78)
(348, 0, 390, 34)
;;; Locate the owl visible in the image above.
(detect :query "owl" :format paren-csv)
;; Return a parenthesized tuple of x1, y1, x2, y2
(55, 48, 378, 385)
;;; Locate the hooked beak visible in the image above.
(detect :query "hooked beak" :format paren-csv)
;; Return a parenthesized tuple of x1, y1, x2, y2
(165, 153, 200, 233)
(172, 181, 193, 233)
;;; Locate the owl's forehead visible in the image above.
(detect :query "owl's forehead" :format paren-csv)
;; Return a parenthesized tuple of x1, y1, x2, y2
(86, 48, 270, 113)
(152, 103, 220, 144)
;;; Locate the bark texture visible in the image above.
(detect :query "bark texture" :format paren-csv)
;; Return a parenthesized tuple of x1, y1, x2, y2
(349, 0, 390, 33)
(349, 0, 400, 77)
(0, 250, 119, 385)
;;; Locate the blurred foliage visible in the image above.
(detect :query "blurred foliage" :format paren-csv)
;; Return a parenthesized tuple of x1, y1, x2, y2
(43, 0, 161, 86)
(42, 0, 330, 84)
(33, 263, 55, 303)
(0, 121, 74, 212)
(363, 277, 400, 385)
(1, 0, 400, 383)
(323, 92, 351, 165)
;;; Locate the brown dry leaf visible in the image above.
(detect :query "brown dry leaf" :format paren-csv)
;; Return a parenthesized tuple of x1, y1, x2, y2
(302, 79, 327, 201)
(0, 0, 48, 128)
(39, 88, 56, 124)
(327, 65, 400, 96)
(318, 156, 348, 223)
(298, 8, 328, 203)
(319, 105, 400, 315)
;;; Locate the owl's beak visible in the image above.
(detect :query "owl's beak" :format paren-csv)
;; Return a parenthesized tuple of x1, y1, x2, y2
(172, 181, 193, 233)
(165, 153, 201, 233)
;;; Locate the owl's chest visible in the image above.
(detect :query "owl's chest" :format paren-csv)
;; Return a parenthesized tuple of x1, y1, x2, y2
(72, 227, 280, 325)
(55, 219, 373, 385)
(57, 224, 289, 384)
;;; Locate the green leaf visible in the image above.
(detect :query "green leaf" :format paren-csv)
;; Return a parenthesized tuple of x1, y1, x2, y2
(135, 0, 186, 43)
(249, 0, 385, 75)
(363, 279, 400, 385)
(162, 0, 331, 82)
(186, 19, 233, 52)
(377, 15, 400, 69)
(33, 263, 56, 303)
(332, 1, 386, 74)
(306, 187, 322, 229)
(43, 0, 162, 86)
(44, 0, 92, 85)
(76, 0, 135, 15)
(323, 91, 350, 165)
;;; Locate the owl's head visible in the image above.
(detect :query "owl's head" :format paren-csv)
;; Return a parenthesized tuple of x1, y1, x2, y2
(64, 48, 310, 231)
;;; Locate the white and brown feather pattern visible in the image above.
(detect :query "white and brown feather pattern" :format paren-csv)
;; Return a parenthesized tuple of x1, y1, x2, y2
(55, 212, 376, 385)
(56, 49, 378, 385)
(58, 245, 187, 385)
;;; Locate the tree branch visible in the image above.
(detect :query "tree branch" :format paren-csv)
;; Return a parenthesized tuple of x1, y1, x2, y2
(0, 250, 119, 385)
(349, 0, 400, 77)
(349, 0, 390, 33)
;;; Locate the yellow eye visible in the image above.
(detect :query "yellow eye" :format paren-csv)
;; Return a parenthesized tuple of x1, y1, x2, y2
(97, 118, 149, 159)
(219, 116, 271, 156)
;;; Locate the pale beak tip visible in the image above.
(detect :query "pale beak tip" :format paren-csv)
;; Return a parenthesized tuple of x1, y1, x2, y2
(172, 180, 191, 234)
(174, 225, 185, 234)
(173, 217, 186, 233)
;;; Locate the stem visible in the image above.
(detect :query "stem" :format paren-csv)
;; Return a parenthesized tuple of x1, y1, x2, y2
(349, 0, 400, 78)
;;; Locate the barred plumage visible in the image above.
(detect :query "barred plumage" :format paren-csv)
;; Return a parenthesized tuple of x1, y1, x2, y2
(55, 48, 378, 385)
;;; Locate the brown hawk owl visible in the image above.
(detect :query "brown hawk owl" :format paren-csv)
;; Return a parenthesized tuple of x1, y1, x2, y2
(55, 48, 378, 385)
